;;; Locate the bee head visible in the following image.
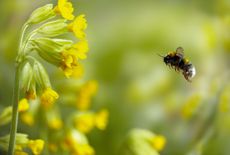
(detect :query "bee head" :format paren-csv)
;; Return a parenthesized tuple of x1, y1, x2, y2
(163, 56, 171, 65)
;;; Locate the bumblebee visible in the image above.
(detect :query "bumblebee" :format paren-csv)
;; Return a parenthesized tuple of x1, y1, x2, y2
(160, 47, 196, 82)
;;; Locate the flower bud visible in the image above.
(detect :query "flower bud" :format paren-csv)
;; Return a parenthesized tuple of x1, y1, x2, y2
(32, 37, 73, 66)
(33, 61, 51, 89)
(27, 4, 55, 24)
(20, 62, 34, 91)
(37, 19, 68, 37)
(119, 129, 166, 155)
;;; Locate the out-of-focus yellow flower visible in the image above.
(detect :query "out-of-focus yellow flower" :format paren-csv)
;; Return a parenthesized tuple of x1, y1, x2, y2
(181, 94, 202, 119)
(74, 109, 109, 133)
(48, 117, 63, 130)
(60, 50, 79, 78)
(54, 0, 74, 20)
(18, 98, 29, 112)
(71, 64, 84, 79)
(14, 151, 28, 155)
(65, 130, 94, 155)
(73, 143, 95, 155)
(68, 14, 87, 39)
(150, 135, 166, 152)
(71, 40, 89, 60)
(76, 80, 98, 110)
(219, 88, 230, 112)
(40, 87, 59, 108)
(95, 109, 109, 130)
(28, 139, 45, 155)
(20, 112, 34, 126)
(74, 113, 95, 133)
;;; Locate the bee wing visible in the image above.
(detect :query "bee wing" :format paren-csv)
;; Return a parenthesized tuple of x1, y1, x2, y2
(176, 47, 184, 57)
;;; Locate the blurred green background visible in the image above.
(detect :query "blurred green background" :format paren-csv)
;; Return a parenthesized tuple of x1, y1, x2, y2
(1, 0, 230, 155)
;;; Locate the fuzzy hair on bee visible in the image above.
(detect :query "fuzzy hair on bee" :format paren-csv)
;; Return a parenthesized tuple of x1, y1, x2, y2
(158, 47, 196, 82)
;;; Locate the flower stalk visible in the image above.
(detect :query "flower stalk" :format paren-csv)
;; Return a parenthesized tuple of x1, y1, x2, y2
(8, 63, 21, 155)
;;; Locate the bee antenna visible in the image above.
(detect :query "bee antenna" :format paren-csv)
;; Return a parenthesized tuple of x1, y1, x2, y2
(156, 53, 164, 58)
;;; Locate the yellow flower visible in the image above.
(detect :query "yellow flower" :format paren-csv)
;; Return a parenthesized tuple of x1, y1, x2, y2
(73, 144, 95, 155)
(18, 98, 29, 112)
(40, 87, 59, 108)
(150, 135, 166, 152)
(219, 88, 230, 112)
(28, 139, 45, 155)
(76, 80, 98, 110)
(77, 95, 90, 111)
(20, 112, 34, 126)
(54, 0, 74, 20)
(72, 40, 89, 60)
(64, 130, 95, 155)
(95, 109, 109, 130)
(60, 50, 79, 78)
(85, 80, 98, 95)
(65, 130, 94, 155)
(74, 113, 95, 133)
(68, 14, 87, 39)
(181, 94, 201, 119)
(48, 118, 63, 130)
(71, 64, 84, 79)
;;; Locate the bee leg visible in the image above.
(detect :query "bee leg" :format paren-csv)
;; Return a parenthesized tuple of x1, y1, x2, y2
(174, 67, 178, 72)
(175, 67, 180, 73)
(183, 72, 192, 82)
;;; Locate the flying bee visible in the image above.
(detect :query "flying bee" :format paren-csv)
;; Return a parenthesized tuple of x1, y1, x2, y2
(159, 47, 196, 82)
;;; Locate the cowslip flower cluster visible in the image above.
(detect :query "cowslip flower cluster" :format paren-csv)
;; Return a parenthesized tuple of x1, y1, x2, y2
(0, 133, 44, 155)
(0, 0, 93, 155)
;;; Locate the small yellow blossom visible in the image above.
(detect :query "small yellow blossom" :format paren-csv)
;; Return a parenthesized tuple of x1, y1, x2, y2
(74, 113, 95, 133)
(65, 131, 94, 155)
(77, 81, 98, 110)
(54, 0, 74, 20)
(219, 89, 230, 112)
(71, 64, 84, 79)
(150, 135, 166, 152)
(18, 98, 29, 112)
(48, 118, 63, 130)
(95, 109, 109, 130)
(181, 94, 201, 119)
(20, 112, 34, 126)
(68, 14, 87, 39)
(73, 144, 95, 155)
(77, 95, 90, 111)
(60, 50, 79, 78)
(40, 87, 59, 108)
(72, 40, 89, 60)
(28, 139, 45, 155)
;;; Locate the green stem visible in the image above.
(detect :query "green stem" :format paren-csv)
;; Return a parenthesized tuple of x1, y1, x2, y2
(8, 63, 21, 155)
